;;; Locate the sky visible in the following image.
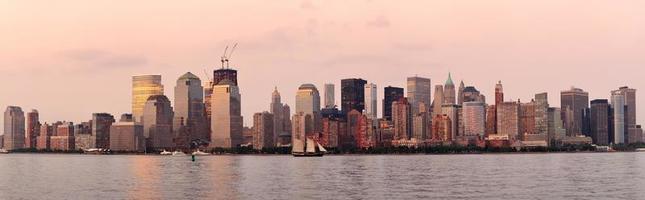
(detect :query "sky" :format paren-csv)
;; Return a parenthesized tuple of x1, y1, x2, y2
(1, 0, 645, 130)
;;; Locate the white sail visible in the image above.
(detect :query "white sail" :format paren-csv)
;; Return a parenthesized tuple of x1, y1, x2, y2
(292, 139, 305, 153)
(306, 139, 316, 153)
(317, 142, 327, 153)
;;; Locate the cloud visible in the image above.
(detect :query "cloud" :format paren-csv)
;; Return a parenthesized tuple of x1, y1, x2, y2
(366, 15, 390, 28)
(62, 49, 148, 68)
(300, 0, 317, 10)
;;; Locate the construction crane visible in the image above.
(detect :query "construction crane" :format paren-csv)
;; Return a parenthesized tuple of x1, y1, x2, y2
(225, 43, 238, 69)
(220, 45, 229, 69)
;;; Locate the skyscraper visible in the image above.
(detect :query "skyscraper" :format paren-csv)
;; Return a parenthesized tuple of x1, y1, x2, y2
(132, 75, 164, 122)
(497, 101, 519, 140)
(519, 100, 536, 140)
(560, 87, 589, 136)
(462, 86, 485, 103)
(92, 113, 115, 149)
(547, 107, 567, 143)
(441, 104, 460, 139)
(457, 80, 465, 105)
(463, 101, 486, 137)
(292, 112, 313, 145)
(213, 68, 238, 86)
(383, 86, 404, 121)
(534, 93, 549, 137)
(143, 95, 174, 149)
(211, 79, 243, 148)
(611, 92, 626, 144)
(432, 85, 444, 116)
(495, 81, 504, 106)
(253, 112, 274, 150)
(296, 84, 321, 133)
(270, 87, 285, 146)
(3, 106, 25, 150)
(443, 73, 456, 105)
(173, 72, 207, 142)
(110, 114, 145, 152)
(364, 83, 378, 119)
(407, 76, 432, 115)
(613, 87, 637, 143)
(26, 109, 40, 148)
(590, 99, 610, 145)
(392, 98, 411, 140)
(324, 83, 335, 108)
(341, 78, 367, 114)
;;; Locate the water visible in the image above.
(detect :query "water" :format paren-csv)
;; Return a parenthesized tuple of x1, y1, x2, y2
(1, 153, 645, 200)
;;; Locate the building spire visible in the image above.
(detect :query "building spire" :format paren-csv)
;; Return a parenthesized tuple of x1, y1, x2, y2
(445, 72, 454, 86)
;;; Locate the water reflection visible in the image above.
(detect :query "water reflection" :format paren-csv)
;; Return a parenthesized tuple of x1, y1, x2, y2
(129, 156, 162, 199)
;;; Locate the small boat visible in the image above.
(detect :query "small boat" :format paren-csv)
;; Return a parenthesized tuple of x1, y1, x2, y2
(172, 150, 186, 156)
(0, 149, 9, 154)
(636, 148, 645, 152)
(84, 148, 107, 154)
(192, 150, 210, 156)
(292, 138, 326, 157)
(160, 150, 172, 155)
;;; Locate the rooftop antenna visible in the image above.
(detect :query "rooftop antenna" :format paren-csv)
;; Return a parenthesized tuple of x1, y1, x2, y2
(225, 43, 238, 69)
(221, 45, 229, 69)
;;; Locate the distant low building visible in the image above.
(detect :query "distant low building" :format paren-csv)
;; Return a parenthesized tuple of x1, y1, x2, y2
(110, 114, 145, 152)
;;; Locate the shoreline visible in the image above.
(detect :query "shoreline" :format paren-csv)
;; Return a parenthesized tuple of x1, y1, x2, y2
(1, 150, 637, 156)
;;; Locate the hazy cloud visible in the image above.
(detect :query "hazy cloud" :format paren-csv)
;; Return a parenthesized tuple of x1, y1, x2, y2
(366, 15, 390, 28)
(63, 49, 148, 68)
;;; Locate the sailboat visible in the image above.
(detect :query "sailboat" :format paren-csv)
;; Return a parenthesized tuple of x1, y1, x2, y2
(292, 138, 327, 157)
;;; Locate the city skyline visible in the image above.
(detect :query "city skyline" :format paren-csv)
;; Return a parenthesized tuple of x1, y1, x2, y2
(3, 1, 645, 129)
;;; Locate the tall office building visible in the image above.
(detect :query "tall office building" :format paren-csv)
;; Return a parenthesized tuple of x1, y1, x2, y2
(324, 83, 335, 108)
(495, 81, 504, 105)
(392, 98, 411, 140)
(590, 99, 610, 145)
(612, 87, 637, 143)
(407, 76, 432, 115)
(485, 105, 497, 135)
(296, 84, 321, 133)
(26, 109, 40, 148)
(110, 114, 145, 152)
(463, 86, 485, 103)
(341, 78, 367, 114)
(497, 101, 520, 140)
(252, 112, 274, 150)
(132, 75, 164, 122)
(211, 79, 243, 148)
(143, 95, 174, 149)
(432, 115, 452, 142)
(457, 81, 465, 105)
(519, 100, 536, 140)
(611, 92, 626, 144)
(432, 85, 444, 116)
(441, 104, 460, 139)
(443, 73, 456, 105)
(3, 106, 25, 150)
(270, 87, 288, 146)
(364, 83, 378, 119)
(383, 86, 404, 121)
(92, 113, 115, 149)
(173, 72, 208, 142)
(412, 112, 430, 140)
(534, 93, 549, 136)
(51, 122, 74, 151)
(463, 101, 486, 137)
(560, 87, 589, 136)
(547, 107, 567, 143)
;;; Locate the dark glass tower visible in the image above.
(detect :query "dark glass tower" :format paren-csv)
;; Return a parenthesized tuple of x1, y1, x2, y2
(590, 99, 610, 145)
(341, 78, 367, 114)
(383, 86, 404, 121)
(213, 68, 238, 86)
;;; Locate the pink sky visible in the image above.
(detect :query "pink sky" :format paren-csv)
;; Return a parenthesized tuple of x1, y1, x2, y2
(2, 0, 645, 128)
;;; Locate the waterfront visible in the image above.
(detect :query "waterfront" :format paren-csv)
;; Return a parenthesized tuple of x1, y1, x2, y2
(1, 153, 645, 200)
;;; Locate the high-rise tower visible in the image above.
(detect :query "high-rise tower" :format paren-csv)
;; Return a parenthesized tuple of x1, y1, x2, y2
(341, 78, 367, 114)
(443, 73, 456, 105)
(364, 83, 378, 119)
(210, 79, 243, 148)
(560, 87, 589, 136)
(324, 83, 335, 108)
(132, 75, 164, 122)
(383, 86, 404, 121)
(407, 76, 432, 115)
(4, 106, 25, 150)
(174, 72, 208, 142)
